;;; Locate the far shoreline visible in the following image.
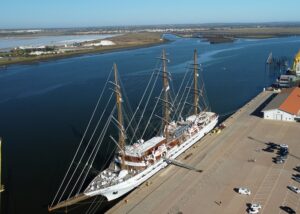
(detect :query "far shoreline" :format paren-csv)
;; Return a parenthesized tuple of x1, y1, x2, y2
(0, 35, 287, 67)
(0, 32, 168, 67)
(1, 29, 300, 67)
(175, 33, 300, 44)
(0, 40, 169, 68)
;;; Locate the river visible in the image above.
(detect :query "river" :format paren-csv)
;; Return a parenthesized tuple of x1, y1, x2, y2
(0, 35, 300, 214)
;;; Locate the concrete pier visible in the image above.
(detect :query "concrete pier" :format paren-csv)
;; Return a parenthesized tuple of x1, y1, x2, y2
(107, 91, 300, 214)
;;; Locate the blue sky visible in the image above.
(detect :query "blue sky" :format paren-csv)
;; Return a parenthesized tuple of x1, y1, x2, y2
(1, 0, 300, 28)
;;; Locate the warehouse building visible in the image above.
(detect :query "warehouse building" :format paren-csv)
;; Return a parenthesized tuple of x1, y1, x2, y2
(262, 87, 300, 122)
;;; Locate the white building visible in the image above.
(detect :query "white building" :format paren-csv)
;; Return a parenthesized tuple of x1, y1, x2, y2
(29, 51, 55, 56)
(83, 40, 115, 47)
(18, 45, 46, 50)
(262, 87, 300, 122)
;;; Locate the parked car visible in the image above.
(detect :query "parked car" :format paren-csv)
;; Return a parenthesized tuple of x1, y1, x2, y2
(267, 142, 278, 149)
(247, 208, 259, 214)
(250, 203, 262, 210)
(294, 173, 300, 178)
(288, 185, 300, 194)
(280, 144, 289, 149)
(292, 176, 300, 183)
(276, 156, 286, 161)
(275, 159, 284, 164)
(238, 187, 251, 195)
(263, 147, 274, 153)
(280, 151, 289, 156)
(279, 148, 289, 155)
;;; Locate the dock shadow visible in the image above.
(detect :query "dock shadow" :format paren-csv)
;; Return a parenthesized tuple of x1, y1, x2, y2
(262, 142, 278, 153)
(250, 93, 277, 118)
(272, 157, 282, 164)
(246, 203, 251, 208)
(233, 188, 239, 193)
(293, 167, 300, 173)
(248, 136, 267, 144)
(280, 205, 296, 213)
(248, 136, 279, 151)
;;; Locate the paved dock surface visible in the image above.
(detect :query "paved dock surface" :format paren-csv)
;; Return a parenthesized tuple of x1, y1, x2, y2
(107, 91, 300, 214)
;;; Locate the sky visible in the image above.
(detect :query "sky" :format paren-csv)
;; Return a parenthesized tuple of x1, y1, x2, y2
(1, 0, 300, 29)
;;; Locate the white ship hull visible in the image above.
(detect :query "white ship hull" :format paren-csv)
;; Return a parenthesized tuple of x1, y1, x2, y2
(84, 115, 218, 201)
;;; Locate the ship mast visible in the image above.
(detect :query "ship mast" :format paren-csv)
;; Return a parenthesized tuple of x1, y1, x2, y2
(113, 63, 126, 169)
(0, 138, 4, 193)
(193, 49, 199, 115)
(162, 49, 170, 139)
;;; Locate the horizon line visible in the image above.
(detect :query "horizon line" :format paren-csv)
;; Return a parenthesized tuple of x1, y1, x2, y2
(1, 21, 300, 30)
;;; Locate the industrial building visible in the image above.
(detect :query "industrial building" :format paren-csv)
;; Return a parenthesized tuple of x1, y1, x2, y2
(262, 87, 300, 122)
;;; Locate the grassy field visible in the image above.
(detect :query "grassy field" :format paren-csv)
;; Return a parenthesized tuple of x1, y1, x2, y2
(209, 27, 300, 37)
(0, 32, 164, 66)
(175, 26, 300, 43)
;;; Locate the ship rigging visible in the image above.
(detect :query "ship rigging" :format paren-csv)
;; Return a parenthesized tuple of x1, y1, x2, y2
(49, 49, 218, 212)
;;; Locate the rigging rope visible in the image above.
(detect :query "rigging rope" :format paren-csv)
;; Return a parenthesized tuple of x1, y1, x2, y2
(178, 76, 194, 119)
(171, 65, 191, 121)
(129, 65, 161, 144)
(198, 65, 211, 111)
(66, 94, 115, 199)
(173, 71, 193, 119)
(140, 89, 163, 139)
(76, 106, 116, 195)
(84, 196, 100, 214)
(87, 197, 104, 214)
(100, 146, 116, 171)
(51, 68, 113, 207)
(118, 76, 139, 138)
(124, 60, 160, 134)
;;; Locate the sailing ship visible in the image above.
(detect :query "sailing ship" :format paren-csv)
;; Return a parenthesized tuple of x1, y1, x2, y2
(49, 49, 218, 211)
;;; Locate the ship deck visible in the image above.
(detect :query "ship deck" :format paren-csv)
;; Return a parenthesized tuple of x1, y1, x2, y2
(107, 90, 300, 214)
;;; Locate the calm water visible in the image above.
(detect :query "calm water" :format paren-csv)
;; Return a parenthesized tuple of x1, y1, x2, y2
(1, 35, 300, 214)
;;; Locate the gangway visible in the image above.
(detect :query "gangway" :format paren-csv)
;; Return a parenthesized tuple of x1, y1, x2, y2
(163, 157, 203, 173)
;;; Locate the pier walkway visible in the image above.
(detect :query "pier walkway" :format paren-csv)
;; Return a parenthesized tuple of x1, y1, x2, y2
(107, 91, 300, 214)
